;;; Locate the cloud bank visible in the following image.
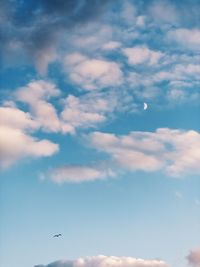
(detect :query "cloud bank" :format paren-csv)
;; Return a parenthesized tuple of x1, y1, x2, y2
(35, 255, 168, 267)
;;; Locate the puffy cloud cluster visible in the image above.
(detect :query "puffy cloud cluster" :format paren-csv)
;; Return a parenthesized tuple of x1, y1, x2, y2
(123, 46, 163, 66)
(14, 80, 117, 135)
(87, 128, 200, 177)
(187, 249, 200, 267)
(0, 106, 59, 169)
(61, 92, 117, 129)
(35, 255, 168, 267)
(16, 80, 62, 133)
(0, 79, 120, 169)
(64, 53, 123, 90)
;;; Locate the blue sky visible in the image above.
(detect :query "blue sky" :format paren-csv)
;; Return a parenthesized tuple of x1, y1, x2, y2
(0, 1, 200, 267)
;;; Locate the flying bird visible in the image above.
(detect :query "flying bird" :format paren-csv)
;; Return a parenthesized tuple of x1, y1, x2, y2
(53, 234, 62, 238)
(143, 102, 148, 110)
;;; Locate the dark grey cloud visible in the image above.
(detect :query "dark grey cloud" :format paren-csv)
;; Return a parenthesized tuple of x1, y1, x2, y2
(0, 0, 112, 71)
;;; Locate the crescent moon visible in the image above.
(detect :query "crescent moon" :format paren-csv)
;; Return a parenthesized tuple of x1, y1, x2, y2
(143, 102, 148, 110)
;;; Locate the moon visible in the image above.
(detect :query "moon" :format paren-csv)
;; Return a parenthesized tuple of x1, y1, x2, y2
(143, 102, 148, 110)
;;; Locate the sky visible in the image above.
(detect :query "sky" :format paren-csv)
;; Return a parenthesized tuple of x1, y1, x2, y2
(0, 0, 200, 267)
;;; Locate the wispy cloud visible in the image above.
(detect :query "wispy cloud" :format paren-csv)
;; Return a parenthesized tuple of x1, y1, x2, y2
(49, 165, 115, 184)
(167, 28, 200, 51)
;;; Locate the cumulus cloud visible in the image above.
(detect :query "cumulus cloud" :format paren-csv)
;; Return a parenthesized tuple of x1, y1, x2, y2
(0, 97, 59, 169)
(15, 79, 114, 134)
(123, 46, 163, 66)
(64, 53, 123, 90)
(0, 106, 39, 131)
(15, 80, 66, 133)
(35, 255, 169, 267)
(0, 125, 59, 169)
(167, 28, 200, 51)
(87, 128, 200, 177)
(187, 249, 200, 267)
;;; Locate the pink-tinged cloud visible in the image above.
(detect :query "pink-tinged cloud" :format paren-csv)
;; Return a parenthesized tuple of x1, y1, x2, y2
(187, 249, 200, 267)
(35, 255, 169, 267)
(87, 128, 200, 177)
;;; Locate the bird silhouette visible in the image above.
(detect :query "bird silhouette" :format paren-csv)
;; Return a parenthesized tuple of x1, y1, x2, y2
(53, 234, 62, 238)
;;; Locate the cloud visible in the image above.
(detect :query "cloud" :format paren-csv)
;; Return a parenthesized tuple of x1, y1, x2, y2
(123, 46, 163, 66)
(64, 53, 123, 90)
(15, 80, 65, 133)
(0, 102, 59, 169)
(61, 89, 120, 131)
(0, 0, 112, 73)
(0, 106, 39, 131)
(102, 41, 122, 51)
(149, 0, 179, 25)
(187, 249, 200, 267)
(120, 1, 137, 26)
(0, 125, 59, 169)
(16, 80, 60, 103)
(167, 28, 200, 51)
(35, 255, 169, 267)
(49, 165, 114, 183)
(87, 128, 200, 177)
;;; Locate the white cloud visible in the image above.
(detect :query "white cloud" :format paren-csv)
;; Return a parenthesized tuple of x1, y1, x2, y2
(64, 53, 123, 90)
(35, 255, 169, 267)
(0, 106, 39, 131)
(87, 128, 200, 177)
(187, 249, 200, 267)
(49, 165, 114, 183)
(61, 92, 117, 130)
(0, 125, 58, 169)
(0, 104, 59, 169)
(61, 95, 105, 128)
(16, 80, 60, 103)
(102, 41, 121, 50)
(167, 28, 200, 51)
(123, 46, 163, 66)
(16, 80, 66, 133)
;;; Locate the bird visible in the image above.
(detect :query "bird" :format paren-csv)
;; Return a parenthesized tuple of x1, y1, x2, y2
(53, 234, 62, 238)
